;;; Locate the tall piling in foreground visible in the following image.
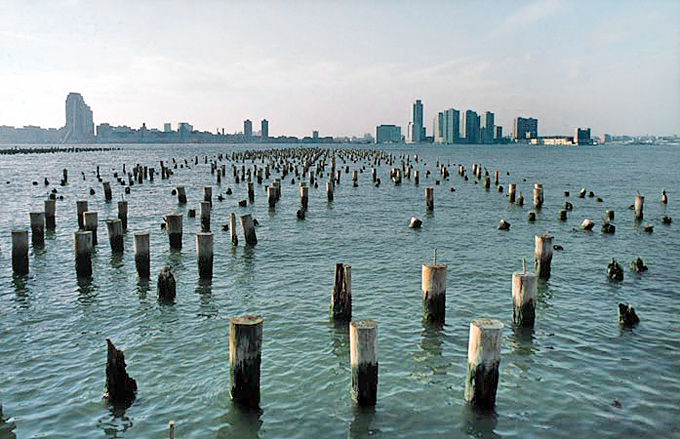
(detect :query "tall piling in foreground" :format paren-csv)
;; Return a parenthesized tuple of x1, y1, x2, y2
(534, 234, 554, 280)
(240, 214, 257, 246)
(300, 185, 309, 209)
(350, 320, 378, 406)
(634, 194, 644, 220)
(196, 233, 213, 280)
(117, 201, 128, 230)
(12, 230, 29, 275)
(508, 184, 516, 203)
(200, 202, 211, 233)
(512, 266, 537, 327)
(76, 200, 88, 229)
(229, 213, 238, 246)
(230, 315, 263, 408)
(533, 184, 543, 209)
(166, 214, 183, 250)
(29, 212, 45, 246)
(422, 263, 446, 324)
(83, 211, 99, 246)
(331, 263, 352, 321)
(105, 219, 124, 253)
(44, 200, 56, 230)
(133, 233, 150, 278)
(465, 318, 503, 409)
(74, 231, 93, 278)
(425, 187, 434, 211)
(105, 339, 137, 406)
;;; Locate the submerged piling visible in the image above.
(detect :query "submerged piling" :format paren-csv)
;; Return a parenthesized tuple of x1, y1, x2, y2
(200, 202, 211, 233)
(425, 187, 434, 211)
(331, 263, 352, 321)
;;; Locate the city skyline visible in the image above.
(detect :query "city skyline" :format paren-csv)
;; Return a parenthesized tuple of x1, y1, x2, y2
(1, 1, 678, 137)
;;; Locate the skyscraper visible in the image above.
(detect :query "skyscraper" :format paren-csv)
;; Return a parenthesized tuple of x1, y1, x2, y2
(244, 119, 253, 140)
(261, 119, 269, 139)
(63, 92, 94, 143)
(409, 99, 423, 143)
(433, 112, 445, 144)
(513, 117, 538, 141)
(462, 110, 480, 144)
(444, 108, 460, 144)
(480, 111, 495, 144)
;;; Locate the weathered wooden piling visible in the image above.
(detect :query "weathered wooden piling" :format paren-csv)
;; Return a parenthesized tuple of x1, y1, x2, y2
(200, 202, 211, 233)
(267, 186, 276, 208)
(133, 233, 150, 278)
(44, 200, 56, 229)
(350, 319, 378, 406)
(229, 213, 238, 246)
(661, 188, 667, 204)
(326, 180, 334, 201)
(74, 231, 93, 278)
(494, 171, 499, 186)
(581, 219, 595, 230)
(247, 182, 254, 203)
(229, 315, 263, 408)
(508, 184, 516, 203)
(422, 263, 446, 324)
(83, 211, 99, 245)
(76, 200, 88, 229)
(176, 186, 187, 204)
(464, 318, 503, 409)
(512, 265, 537, 327)
(558, 210, 567, 221)
(196, 233, 213, 280)
(414, 170, 419, 186)
(166, 214, 183, 250)
(634, 194, 644, 220)
(117, 201, 128, 231)
(11, 230, 29, 275)
(425, 187, 434, 211)
(534, 234, 554, 280)
(240, 214, 257, 246)
(103, 181, 112, 202)
(105, 339, 137, 406)
(29, 212, 45, 246)
(300, 185, 309, 209)
(105, 219, 124, 253)
(157, 266, 176, 300)
(203, 186, 212, 205)
(517, 192, 524, 206)
(331, 263, 352, 321)
(533, 184, 543, 209)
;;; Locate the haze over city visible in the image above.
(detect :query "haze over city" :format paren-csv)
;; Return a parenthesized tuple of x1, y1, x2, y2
(1, 0, 678, 137)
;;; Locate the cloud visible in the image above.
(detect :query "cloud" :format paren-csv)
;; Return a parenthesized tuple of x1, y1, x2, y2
(490, 0, 564, 38)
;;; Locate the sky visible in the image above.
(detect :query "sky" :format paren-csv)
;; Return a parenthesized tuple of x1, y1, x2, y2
(0, 0, 678, 138)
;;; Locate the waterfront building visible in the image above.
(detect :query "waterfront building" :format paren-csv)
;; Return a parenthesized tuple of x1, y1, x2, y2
(312, 130, 319, 140)
(408, 99, 424, 143)
(63, 92, 94, 143)
(164, 123, 172, 132)
(480, 111, 495, 144)
(574, 128, 592, 145)
(376, 124, 402, 143)
(244, 119, 253, 141)
(261, 119, 269, 139)
(462, 110, 480, 144)
(433, 113, 445, 143)
(444, 108, 460, 144)
(513, 117, 538, 141)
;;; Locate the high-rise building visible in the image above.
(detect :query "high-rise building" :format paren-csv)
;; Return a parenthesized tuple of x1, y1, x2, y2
(433, 113, 445, 143)
(495, 126, 503, 140)
(244, 119, 253, 140)
(261, 119, 269, 139)
(462, 110, 480, 144)
(63, 92, 94, 143)
(408, 99, 423, 143)
(444, 108, 460, 144)
(574, 128, 592, 145)
(164, 123, 172, 132)
(376, 125, 402, 143)
(480, 111, 495, 144)
(513, 117, 538, 141)
(312, 130, 319, 140)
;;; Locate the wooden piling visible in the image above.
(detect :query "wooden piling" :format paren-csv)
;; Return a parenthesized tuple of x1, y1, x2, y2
(229, 315, 263, 408)
(44, 200, 56, 229)
(133, 233, 150, 278)
(157, 266, 176, 301)
(425, 187, 434, 211)
(229, 213, 238, 246)
(533, 184, 543, 209)
(200, 201, 211, 233)
(105, 339, 137, 405)
(11, 230, 29, 275)
(512, 268, 537, 327)
(29, 212, 45, 246)
(247, 182, 254, 203)
(117, 201, 128, 231)
(196, 233, 213, 280)
(176, 187, 187, 204)
(83, 211, 98, 245)
(326, 180, 334, 201)
(74, 231, 93, 278)
(105, 219, 124, 253)
(422, 263, 446, 324)
(203, 186, 212, 205)
(350, 320, 378, 406)
(76, 200, 88, 229)
(166, 214, 183, 250)
(508, 184, 516, 203)
(634, 194, 644, 220)
(267, 186, 276, 208)
(414, 170, 419, 186)
(103, 181, 112, 202)
(300, 185, 309, 209)
(331, 263, 352, 321)
(534, 234, 554, 280)
(240, 214, 257, 246)
(464, 318, 503, 409)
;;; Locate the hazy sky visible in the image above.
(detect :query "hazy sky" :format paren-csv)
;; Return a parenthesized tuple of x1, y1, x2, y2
(1, 0, 678, 137)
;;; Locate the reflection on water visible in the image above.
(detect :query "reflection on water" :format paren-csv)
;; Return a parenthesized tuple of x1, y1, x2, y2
(217, 404, 263, 439)
(196, 279, 218, 318)
(11, 274, 30, 308)
(166, 247, 185, 273)
(76, 278, 98, 306)
(97, 403, 133, 439)
(535, 281, 553, 308)
(461, 404, 500, 439)
(348, 405, 378, 439)
(329, 321, 350, 363)
(0, 405, 17, 439)
(136, 278, 150, 300)
(510, 327, 535, 356)
(109, 253, 124, 269)
(413, 326, 451, 379)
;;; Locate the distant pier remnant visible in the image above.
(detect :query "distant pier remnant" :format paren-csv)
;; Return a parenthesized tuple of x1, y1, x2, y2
(508, 184, 516, 203)
(196, 233, 213, 280)
(44, 200, 56, 229)
(157, 266, 176, 301)
(300, 185, 309, 209)
(607, 259, 624, 281)
(103, 181, 112, 202)
(176, 186, 187, 204)
(11, 230, 29, 275)
(133, 233, 150, 278)
(661, 188, 667, 204)
(512, 262, 537, 327)
(105, 339, 137, 406)
(533, 184, 544, 209)
(618, 304, 640, 327)
(74, 231, 93, 278)
(350, 319, 378, 406)
(634, 194, 644, 220)
(422, 262, 446, 325)
(166, 214, 183, 250)
(534, 234, 553, 280)
(229, 213, 238, 246)
(425, 187, 434, 211)
(465, 318, 503, 409)
(331, 263, 352, 321)
(230, 315, 263, 408)
(326, 180, 334, 201)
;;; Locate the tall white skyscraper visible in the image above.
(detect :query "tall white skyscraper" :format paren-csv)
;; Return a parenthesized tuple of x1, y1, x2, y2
(409, 99, 423, 143)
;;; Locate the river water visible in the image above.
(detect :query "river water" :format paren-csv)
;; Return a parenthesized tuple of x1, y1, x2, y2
(0, 143, 678, 438)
